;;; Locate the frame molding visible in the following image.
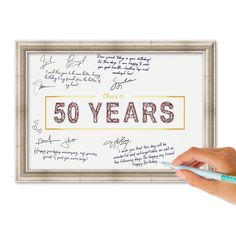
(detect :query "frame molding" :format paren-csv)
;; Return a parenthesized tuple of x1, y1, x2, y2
(16, 41, 216, 182)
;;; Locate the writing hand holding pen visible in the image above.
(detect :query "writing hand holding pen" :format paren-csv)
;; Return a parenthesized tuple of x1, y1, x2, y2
(172, 147, 236, 204)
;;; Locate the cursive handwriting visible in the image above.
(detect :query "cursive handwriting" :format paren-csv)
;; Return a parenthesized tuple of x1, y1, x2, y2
(40, 54, 55, 70)
(103, 136, 132, 150)
(34, 147, 98, 163)
(44, 69, 101, 89)
(110, 77, 136, 91)
(97, 54, 151, 76)
(61, 137, 78, 149)
(65, 55, 87, 69)
(36, 135, 61, 145)
(113, 142, 175, 167)
(32, 119, 42, 134)
(33, 79, 55, 95)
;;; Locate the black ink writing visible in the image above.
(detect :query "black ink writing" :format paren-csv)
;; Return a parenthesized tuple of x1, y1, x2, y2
(32, 120, 42, 134)
(65, 55, 87, 69)
(36, 135, 61, 145)
(97, 54, 151, 77)
(61, 137, 78, 149)
(40, 54, 55, 70)
(34, 147, 97, 163)
(33, 79, 55, 95)
(103, 136, 132, 150)
(44, 69, 101, 89)
(110, 77, 137, 91)
(113, 142, 175, 167)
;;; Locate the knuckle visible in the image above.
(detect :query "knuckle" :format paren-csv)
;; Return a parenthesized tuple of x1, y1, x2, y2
(189, 147, 198, 154)
(225, 147, 236, 153)
(221, 147, 235, 154)
(217, 155, 228, 168)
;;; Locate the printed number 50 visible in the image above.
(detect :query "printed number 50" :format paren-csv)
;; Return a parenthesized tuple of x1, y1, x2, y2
(54, 102, 79, 123)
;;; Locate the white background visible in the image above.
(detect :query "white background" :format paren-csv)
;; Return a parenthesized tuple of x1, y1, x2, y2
(28, 53, 201, 170)
(0, 0, 235, 235)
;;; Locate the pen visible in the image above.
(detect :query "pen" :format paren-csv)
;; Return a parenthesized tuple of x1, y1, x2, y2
(161, 161, 236, 184)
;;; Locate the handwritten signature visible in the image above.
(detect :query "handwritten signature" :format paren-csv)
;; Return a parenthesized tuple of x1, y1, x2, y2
(110, 77, 136, 91)
(103, 136, 132, 150)
(32, 119, 42, 134)
(65, 55, 87, 69)
(40, 54, 55, 70)
(35, 135, 61, 145)
(33, 79, 55, 95)
(35, 135, 78, 149)
(61, 137, 78, 149)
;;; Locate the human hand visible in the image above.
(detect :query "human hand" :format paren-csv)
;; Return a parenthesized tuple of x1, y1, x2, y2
(172, 147, 236, 204)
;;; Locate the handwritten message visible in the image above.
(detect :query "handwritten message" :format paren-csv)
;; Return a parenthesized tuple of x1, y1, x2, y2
(27, 51, 193, 170)
(44, 69, 101, 89)
(34, 147, 98, 163)
(113, 142, 175, 167)
(97, 54, 151, 76)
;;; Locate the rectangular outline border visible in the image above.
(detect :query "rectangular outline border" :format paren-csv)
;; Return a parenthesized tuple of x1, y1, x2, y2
(44, 96, 185, 130)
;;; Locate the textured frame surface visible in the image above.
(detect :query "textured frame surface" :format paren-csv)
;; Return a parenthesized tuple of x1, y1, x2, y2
(16, 41, 216, 182)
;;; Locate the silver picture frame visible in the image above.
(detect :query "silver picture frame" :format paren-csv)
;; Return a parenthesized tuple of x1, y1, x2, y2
(16, 41, 216, 182)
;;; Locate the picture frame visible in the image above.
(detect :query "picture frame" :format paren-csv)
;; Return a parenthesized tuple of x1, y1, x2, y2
(16, 41, 215, 182)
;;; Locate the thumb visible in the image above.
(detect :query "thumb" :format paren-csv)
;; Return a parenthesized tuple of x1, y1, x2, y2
(176, 170, 220, 196)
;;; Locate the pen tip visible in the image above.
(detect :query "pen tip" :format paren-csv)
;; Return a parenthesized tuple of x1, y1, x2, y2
(160, 161, 168, 165)
(160, 162, 173, 168)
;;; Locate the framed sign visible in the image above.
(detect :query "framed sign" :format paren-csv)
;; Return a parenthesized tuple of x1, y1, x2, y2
(16, 41, 215, 182)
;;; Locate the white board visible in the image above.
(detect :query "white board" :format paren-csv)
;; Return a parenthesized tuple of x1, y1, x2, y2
(27, 52, 203, 170)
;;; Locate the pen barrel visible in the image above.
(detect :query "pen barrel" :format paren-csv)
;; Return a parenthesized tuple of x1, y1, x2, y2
(176, 165, 222, 180)
(221, 174, 236, 184)
(163, 162, 236, 184)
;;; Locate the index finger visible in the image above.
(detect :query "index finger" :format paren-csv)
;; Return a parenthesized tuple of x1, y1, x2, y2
(172, 147, 222, 168)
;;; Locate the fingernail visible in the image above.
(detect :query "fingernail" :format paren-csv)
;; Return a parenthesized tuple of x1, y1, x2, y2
(176, 171, 186, 180)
